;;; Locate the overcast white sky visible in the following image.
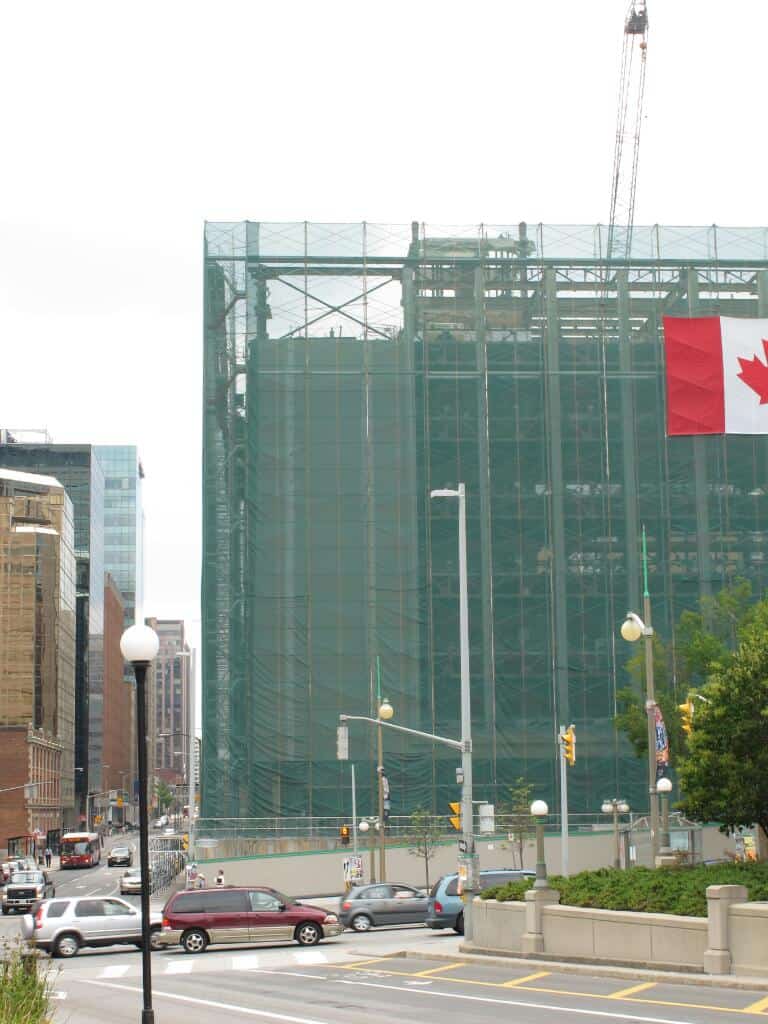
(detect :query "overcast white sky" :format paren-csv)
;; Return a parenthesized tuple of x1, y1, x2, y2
(1, 0, 765, 681)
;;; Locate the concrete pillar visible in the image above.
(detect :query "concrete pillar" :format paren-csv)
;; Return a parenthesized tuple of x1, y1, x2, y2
(521, 887, 560, 955)
(704, 884, 747, 974)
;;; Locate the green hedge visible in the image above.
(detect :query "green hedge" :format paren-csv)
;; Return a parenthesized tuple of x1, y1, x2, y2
(481, 861, 768, 917)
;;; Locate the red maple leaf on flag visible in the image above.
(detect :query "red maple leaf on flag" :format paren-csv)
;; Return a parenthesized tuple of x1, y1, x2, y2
(737, 339, 768, 404)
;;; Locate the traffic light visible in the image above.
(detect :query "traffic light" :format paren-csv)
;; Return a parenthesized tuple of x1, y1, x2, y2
(679, 699, 694, 735)
(449, 802, 461, 831)
(181, 833, 189, 851)
(339, 824, 351, 846)
(561, 725, 576, 766)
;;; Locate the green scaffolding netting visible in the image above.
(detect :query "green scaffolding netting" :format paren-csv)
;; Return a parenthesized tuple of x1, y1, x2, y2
(202, 221, 768, 822)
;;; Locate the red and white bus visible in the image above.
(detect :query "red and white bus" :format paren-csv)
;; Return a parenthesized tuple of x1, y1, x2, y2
(60, 832, 101, 868)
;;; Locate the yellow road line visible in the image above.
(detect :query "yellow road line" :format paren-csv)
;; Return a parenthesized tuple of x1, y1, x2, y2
(412, 962, 465, 977)
(609, 982, 657, 999)
(340, 957, 389, 967)
(501, 971, 552, 988)
(743, 993, 768, 1014)
(337, 961, 762, 1015)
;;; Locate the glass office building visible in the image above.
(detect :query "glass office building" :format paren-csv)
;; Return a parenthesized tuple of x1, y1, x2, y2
(94, 446, 145, 628)
(0, 443, 105, 804)
(202, 222, 768, 821)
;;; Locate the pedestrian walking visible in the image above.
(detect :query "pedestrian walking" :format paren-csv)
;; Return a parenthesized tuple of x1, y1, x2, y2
(197, 872, 206, 889)
(215, 869, 225, 887)
(44, 847, 52, 868)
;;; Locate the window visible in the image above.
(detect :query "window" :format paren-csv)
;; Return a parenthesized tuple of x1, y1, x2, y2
(363, 886, 391, 900)
(45, 902, 69, 919)
(169, 893, 203, 914)
(103, 899, 135, 916)
(392, 886, 418, 899)
(75, 900, 104, 917)
(248, 891, 282, 912)
(200, 890, 248, 913)
(445, 878, 460, 897)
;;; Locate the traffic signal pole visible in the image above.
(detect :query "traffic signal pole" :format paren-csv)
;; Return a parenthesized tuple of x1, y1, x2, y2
(559, 725, 569, 877)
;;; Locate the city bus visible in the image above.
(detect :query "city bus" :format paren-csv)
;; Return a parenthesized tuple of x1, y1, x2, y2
(59, 832, 101, 868)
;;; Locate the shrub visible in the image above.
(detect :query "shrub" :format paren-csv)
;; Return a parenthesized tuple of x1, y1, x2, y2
(481, 860, 768, 917)
(0, 942, 55, 1024)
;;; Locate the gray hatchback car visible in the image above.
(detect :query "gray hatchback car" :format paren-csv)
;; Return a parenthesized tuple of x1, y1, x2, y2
(339, 883, 428, 931)
(21, 896, 163, 957)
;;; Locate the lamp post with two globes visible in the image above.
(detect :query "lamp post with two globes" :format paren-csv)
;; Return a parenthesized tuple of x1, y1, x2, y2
(601, 798, 630, 869)
(620, 525, 660, 864)
(120, 623, 160, 1024)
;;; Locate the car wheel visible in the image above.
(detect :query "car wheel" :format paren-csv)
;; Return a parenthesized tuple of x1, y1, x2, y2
(54, 933, 80, 958)
(181, 928, 208, 954)
(149, 927, 163, 950)
(350, 913, 373, 933)
(295, 922, 321, 946)
(453, 912, 464, 935)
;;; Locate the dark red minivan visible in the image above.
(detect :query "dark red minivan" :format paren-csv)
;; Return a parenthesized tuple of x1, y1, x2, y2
(158, 886, 342, 953)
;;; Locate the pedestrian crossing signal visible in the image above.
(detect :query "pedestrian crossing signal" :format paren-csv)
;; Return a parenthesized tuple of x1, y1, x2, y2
(449, 802, 461, 831)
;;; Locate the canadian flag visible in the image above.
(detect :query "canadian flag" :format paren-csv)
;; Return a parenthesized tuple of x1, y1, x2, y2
(664, 316, 768, 436)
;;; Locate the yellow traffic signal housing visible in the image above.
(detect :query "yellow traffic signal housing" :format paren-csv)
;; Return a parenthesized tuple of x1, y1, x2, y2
(562, 725, 576, 766)
(339, 824, 351, 846)
(449, 801, 461, 831)
(679, 699, 694, 734)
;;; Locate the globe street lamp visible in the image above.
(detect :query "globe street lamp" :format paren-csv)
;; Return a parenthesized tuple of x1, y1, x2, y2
(657, 776, 673, 854)
(531, 800, 549, 889)
(601, 798, 630, 869)
(377, 697, 393, 882)
(120, 623, 159, 1024)
(620, 525, 660, 863)
(357, 817, 378, 883)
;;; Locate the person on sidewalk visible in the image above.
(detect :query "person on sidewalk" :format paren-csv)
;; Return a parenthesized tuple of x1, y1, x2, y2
(44, 847, 52, 868)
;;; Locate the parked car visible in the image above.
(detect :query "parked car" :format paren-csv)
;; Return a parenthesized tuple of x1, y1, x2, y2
(21, 896, 163, 957)
(108, 846, 133, 868)
(426, 868, 536, 934)
(157, 886, 343, 953)
(120, 868, 148, 895)
(339, 883, 429, 932)
(2, 871, 55, 914)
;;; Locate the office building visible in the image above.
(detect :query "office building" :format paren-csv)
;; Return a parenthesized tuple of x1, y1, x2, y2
(0, 442, 105, 808)
(0, 469, 76, 842)
(202, 221, 768, 819)
(102, 573, 132, 824)
(146, 619, 191, 796)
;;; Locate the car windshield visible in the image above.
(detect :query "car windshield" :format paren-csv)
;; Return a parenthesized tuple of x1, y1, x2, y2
(112, 848, 129, 855)
(10, 872, 43, 884)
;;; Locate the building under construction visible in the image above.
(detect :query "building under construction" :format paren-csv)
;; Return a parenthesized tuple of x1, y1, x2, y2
(202, 221, 768, 821)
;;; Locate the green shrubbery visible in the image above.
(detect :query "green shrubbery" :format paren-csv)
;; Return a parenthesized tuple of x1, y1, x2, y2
(0, 943, 54, 1024)
(481, 861, 768, 917)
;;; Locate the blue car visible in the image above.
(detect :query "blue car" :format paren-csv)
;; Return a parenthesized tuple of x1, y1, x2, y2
(426, 868, 535, 934)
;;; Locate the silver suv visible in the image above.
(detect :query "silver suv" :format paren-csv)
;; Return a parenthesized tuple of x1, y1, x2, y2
(21, 897, 163, 958)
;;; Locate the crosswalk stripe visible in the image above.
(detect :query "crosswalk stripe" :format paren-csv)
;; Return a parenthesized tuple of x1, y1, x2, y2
(231, 954, 261, 970)
(164, 961, 194, 974)
(293, 950, 327, 965)
(100, 965, 131, 978)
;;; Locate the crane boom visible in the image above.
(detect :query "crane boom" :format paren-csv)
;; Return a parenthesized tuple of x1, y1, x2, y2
(607, 1, 648, 262)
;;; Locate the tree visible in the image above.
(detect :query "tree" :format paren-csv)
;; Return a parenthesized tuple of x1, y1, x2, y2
(678, 600, 768, 836)
(615, 580, 754, 761)
(406, 806, 443, 889)
(499, 778, 535, 869)
(155, 780, 173, 813)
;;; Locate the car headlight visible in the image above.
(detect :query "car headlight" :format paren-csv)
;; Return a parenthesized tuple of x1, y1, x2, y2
(323, 913, 338, 924)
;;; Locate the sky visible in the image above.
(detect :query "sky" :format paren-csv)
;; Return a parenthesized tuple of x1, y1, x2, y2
(1, 0, 765, 697)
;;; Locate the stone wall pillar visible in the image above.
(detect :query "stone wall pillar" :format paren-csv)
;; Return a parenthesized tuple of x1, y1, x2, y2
(521, 887, 560, 954)
(704, 884, 747, 974)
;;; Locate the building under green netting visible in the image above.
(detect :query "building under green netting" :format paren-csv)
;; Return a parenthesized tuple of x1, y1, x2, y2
(201, 221, 768, 822)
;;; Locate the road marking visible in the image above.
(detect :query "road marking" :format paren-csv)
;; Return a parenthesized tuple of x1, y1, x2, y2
(502, 971, 552, 987)
(76, 979, 336, 1023)
(334, 978, 702, 1024)
(341, 956, 388, 967)
(294, 950, 327, 965)
(232, 954, 261, 970)
(610, 982, 657, 999)
(100, 965, 131, 978)
(164, 960, 193, 974)
(743, 993, 768, 1014)
(50, 991, 68, 1000)
(412, 961, 464, 977)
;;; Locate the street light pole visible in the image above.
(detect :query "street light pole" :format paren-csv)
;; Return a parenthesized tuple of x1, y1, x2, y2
(121, 624, 160, 1024)
(601, 798, 630, 869)
(431, 483, 477, 940)
(531, 800, 549, 888)
(657, 776, 672, 854)
(620, 525, 660, 864)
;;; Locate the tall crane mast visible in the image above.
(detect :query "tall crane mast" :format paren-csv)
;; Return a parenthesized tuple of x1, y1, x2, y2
(607, 1, 649, 261)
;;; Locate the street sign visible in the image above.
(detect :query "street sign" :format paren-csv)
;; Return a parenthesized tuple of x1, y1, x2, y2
(478, 803, 495, 834)
(336, 724, 349, 761)
(458, 839, 467, 853)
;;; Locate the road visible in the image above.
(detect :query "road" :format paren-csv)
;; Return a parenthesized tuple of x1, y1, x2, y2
(6, 839, 768, 1022)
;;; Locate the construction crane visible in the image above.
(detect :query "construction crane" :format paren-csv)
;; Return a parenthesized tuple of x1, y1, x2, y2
(606, 1, 649, 261)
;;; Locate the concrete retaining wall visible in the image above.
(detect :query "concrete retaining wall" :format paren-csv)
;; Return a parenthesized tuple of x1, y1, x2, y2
(728, 903, 768, 977)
